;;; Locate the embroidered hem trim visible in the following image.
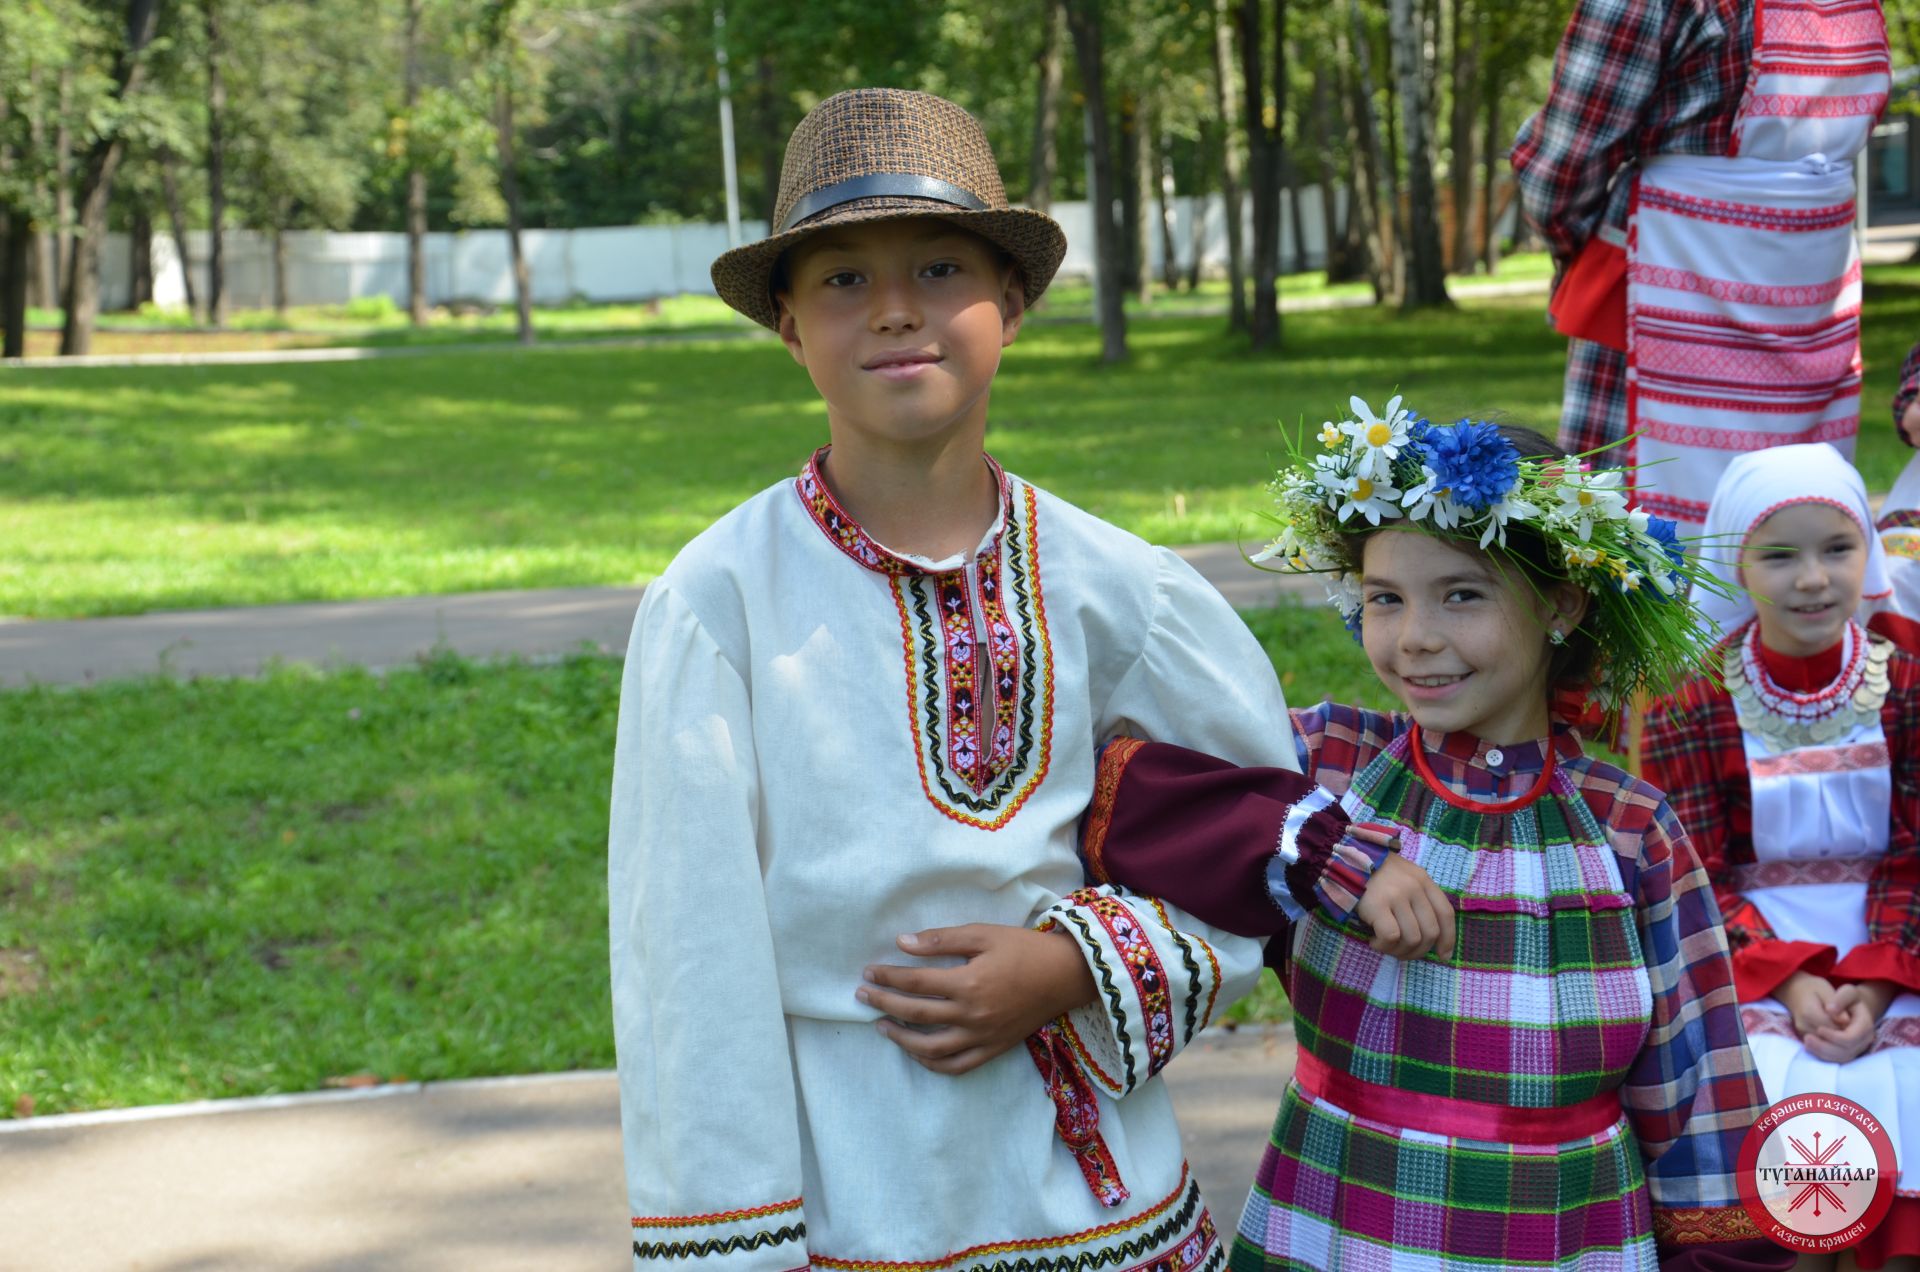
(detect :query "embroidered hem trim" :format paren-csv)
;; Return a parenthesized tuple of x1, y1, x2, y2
(632, 1197, 803, 1228)
(1293, 1048, 1624, 1144)
(1653, 1205, 1765, 1245)
(809, 1165, 1208, 1270)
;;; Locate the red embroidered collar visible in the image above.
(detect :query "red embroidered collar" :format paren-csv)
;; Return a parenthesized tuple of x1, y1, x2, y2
(1756, 634, 1846, 694)
(1407, 723, 1560, 814)
(793, 446, 1012, 577)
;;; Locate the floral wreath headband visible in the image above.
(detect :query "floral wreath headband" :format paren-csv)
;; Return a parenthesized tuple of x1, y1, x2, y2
(1253, 395, 1731, 713)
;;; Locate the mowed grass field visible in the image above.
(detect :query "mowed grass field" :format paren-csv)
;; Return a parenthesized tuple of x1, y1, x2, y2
(6, 264, 1918, 619)
(0, 608, 1387, 1117)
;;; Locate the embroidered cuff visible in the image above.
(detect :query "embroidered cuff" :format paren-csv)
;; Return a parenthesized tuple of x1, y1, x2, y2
(1735, 939, 1837, 1003)
(1041, 887, 1209, 1100)
(1652, 1203, 1765, 1248)
(1831, 941, 1920, 995)
(1312, 823, 1400, 923)
(631, 1198, 806, 1266)
(1266, 786, 1348, 921)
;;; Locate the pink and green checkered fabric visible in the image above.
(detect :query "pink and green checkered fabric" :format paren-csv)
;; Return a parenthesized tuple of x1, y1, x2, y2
(1229, 705, 1769, 1269)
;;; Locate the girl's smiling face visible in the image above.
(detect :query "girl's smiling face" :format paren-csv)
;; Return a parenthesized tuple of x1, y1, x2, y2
(1740, 501, 1869, 657)
(1359, 529, 1588, 745)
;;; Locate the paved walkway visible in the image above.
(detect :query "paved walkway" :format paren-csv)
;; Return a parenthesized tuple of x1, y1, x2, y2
(0, 1027, 1295, 1272)
(0, 541, 1314, 687)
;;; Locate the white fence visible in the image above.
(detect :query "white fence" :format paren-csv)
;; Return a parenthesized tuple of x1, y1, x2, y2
(91, 189, 1519, 313)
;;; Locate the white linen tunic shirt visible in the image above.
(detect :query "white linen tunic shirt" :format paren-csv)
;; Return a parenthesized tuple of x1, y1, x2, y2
(610, 451, 1291, 1269)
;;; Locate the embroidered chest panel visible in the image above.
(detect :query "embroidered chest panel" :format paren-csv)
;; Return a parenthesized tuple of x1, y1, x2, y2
(797, 452, 1055, 830)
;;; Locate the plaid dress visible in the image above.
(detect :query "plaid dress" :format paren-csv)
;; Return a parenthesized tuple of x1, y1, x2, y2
(1511, 0, 1753, 460)
(1083, 704, 1774, 1269)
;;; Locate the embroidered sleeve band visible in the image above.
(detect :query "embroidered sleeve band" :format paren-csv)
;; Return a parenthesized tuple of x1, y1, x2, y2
(631, 1198, 808, 1266)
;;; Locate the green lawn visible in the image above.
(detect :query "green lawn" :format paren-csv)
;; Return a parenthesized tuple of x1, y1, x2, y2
(0, 604, 1379, 1116)
(5, 268, 1918, 620)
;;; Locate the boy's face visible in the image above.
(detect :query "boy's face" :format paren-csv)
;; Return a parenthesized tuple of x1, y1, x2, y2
(775, 220, 1024, 453)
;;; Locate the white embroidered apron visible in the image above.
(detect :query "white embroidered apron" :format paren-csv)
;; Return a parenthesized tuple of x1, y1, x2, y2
(1731, 626, 1919, 1194)
(1625, 0, 1889, 529)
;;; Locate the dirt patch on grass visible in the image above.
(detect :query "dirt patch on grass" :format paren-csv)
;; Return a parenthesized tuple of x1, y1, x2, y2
(0, 948, 46, 999)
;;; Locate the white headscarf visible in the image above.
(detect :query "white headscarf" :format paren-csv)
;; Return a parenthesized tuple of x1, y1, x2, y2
(1695, 443, 1891, 640)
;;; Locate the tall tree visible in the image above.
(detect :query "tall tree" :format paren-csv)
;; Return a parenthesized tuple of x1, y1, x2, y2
(1448, 0, 1481, 272)
(404, 0, 430, 324)
(59, 0, 163, 356)
(204, 0, 228, 327)
(1340, 1, 1393, 302)
(1065, 0, 1126, 363)
(157, 146, 199, 317)
(1238, 0, 1281, 349)
(1027, 0, 1064, 211)
(1210, 0, 1248, 331)
(1389, 0, 1450, 306)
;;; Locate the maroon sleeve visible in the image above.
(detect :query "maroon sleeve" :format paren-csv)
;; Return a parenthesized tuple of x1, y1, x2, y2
(1658, 1239, 1795, 1271)
(1082, 737, 1343, 938)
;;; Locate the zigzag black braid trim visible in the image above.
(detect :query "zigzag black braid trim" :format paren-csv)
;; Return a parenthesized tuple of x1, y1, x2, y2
(932, 1179, 1207, 1272)
(633, 1221, 805, 1259)
(1050, 906, 1137, 1093)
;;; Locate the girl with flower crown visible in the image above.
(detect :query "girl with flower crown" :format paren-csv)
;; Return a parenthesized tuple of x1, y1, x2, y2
(1071, 400, 1785, 1269)
(1641, 445, 1920, 1272)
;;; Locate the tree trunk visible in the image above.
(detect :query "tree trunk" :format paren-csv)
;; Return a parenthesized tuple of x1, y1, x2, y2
(59, 0, 162, 356)
(755, 56, 779, 221)
(1187, 124, 1208, 291)
(158, 146, 199, 317)
(1210, 0, 1248, 331)
(272, 222, 288, 318)
(1311, 72, 1356, 283)
(129, 204, 153, 308)
(1341, 4, 1393, 302)
(1480, 74, 1502, 273)
(1156, 123, 1180, 291)
(1285, 158, 1307, 274)
(1028, 0, 1064, 212)
(1065, 0, 1126, 363)
(494, 78, 535, 346)
(1240, 0, 1280, 349)
(1118, 91, 1145, 299)
(1388, 0, 1450, 307)
(405, 0, 430, 325)
(1449, 0, 1480, 272)
(54, 66, 73, 303)
(2, 212, 26, 358)
(206, 0, 229, 328)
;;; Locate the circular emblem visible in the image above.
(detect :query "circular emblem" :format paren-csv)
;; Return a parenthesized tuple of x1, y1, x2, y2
(1738, 1093, 1896, 1254)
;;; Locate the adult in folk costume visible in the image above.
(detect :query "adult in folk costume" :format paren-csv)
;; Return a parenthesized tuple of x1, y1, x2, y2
(1513, 0, 1890, 531)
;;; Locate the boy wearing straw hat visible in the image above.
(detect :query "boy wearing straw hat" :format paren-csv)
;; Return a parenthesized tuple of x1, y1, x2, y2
(610, 88, 1292, 1265)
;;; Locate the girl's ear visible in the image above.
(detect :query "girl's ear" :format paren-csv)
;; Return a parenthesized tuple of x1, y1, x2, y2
(1547, 580, 1590, 640)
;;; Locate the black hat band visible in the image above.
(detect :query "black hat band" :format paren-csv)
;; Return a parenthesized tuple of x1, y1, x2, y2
(777, 174, 989, 233)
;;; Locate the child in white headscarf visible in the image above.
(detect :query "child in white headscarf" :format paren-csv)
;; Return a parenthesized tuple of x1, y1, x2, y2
(1644, 443, 1920, 1271)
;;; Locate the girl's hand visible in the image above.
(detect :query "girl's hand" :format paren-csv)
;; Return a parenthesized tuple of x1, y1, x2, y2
(1355, 854, 1457, 962)
(1805, 980, 1897, 1064)
(1774, 971, 1844, 1039)
(859, 924, 1096, 1076)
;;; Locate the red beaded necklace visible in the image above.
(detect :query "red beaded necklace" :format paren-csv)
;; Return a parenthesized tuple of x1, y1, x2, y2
(1407, 723, 1557, 815)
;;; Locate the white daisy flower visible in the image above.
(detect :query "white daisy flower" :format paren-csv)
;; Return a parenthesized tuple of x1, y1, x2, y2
(1477, 495, 1541, 549)
(1400, 464, 1466, 530)
(1336, 473, 1404, 526)
(1339, 394, 1413, 480)
(1551, 468, 1630, 542)
(1250, 525, 1303, 565)
(1324, 571, 1365, 617)
(1317, 420, 1344, 448)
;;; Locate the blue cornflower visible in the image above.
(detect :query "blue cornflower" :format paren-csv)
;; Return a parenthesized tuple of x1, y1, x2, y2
(1414, 420, 1519, 510)
(1646, 515, 1687, 571)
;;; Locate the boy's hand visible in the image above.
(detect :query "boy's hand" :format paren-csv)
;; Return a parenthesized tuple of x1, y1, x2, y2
(1804, 980, 1896, 1064)
(1354, 854, 1456, 961)
(860, 924, 1096, 1076)
(1773, 970, 1844, 1041)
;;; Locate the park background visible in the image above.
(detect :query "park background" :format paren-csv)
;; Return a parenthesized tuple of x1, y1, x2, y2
(5, 0, 1920, 1122)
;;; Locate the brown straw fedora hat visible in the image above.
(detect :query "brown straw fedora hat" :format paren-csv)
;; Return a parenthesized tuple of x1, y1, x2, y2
(711, 88, 1067, 330)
